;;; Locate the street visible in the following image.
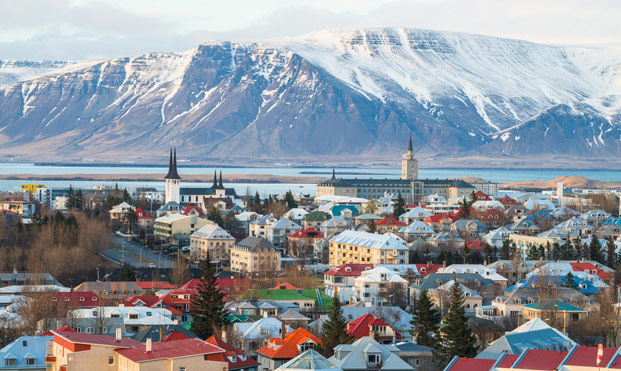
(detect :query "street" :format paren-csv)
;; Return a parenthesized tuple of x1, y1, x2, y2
(103, 235, 175, 269)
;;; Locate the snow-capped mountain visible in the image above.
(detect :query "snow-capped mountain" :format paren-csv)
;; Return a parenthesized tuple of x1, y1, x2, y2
(0, 27, 619, 165)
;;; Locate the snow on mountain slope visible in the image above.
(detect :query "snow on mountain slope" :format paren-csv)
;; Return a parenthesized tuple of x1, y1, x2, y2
(0, 60, 76, 89)
(279, 28, 621, 133)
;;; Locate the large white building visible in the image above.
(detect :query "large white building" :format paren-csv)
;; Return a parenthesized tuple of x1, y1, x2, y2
(353, 267, 409, 306)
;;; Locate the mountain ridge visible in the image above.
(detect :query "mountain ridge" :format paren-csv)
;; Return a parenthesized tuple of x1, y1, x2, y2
(0, 27, 619, 166)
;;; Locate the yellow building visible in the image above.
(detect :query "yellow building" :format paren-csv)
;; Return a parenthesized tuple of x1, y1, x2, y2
(154, 214, 213, 246)
(20, 184, 45, 193)
(328, 230, 409, 267)
(190, 224, 236, 262)
(230, 236, 281, 274)
(521, 300, 586, 333)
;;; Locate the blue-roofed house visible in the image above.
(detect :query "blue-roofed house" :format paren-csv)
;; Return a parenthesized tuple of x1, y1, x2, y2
(476, 326, 575, 359)
(329, 205, 359, 219)
(0, 335, 52, 370)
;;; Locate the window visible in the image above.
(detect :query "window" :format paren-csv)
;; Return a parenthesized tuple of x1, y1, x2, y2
(180, 368, 186, 371)
(22, 340, 27, 346)
(26, 358, 35, 365)
(5, 359, 15, 366)
(108, 356, 115, 365)
(367, 354, 380, 364)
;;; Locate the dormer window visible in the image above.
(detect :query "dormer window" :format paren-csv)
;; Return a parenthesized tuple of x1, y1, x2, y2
(367, 354, 381, 365)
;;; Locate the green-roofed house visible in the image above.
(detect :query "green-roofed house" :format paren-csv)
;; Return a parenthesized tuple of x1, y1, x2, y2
(354, 214, 382, 221)
(240, 289, 333, 312)
(521, 300, 586, 333)
(304, 211, 332, 229)
(329, 206, 359, 219)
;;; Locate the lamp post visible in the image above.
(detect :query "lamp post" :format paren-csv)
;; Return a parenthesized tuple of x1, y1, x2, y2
(121, 241, 125, 265)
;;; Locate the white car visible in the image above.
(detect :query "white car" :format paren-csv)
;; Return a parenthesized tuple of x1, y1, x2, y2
(181, 245, 191, 252)
(148, 263, 156, 268)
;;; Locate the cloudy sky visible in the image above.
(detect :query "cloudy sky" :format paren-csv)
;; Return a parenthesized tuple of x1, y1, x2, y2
(1, 0, 620, 60)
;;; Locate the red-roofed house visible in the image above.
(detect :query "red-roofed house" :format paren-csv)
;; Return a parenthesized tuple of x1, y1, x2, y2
(570, 262, 612, 281)
(462, 239, 490, 252)
(287, 227, 324, 256)
(564, 345, 617, 368)
(346, 313, 403, 343)
(256, 328, 321, 371)
(496, 354, 519, 368)
(181, 205, 205, 217)
(510, 349, 567, 370)
(47, 329, 142, 371)
(122, 295, 163, 308)
(115, 338, 228, 371)
(180, 278, 202, 290)
(414, 263, 443, 277)
(323, 264, 373, 300)
(499, 195, 520, 209)
(376, 217, 407, 233)
(424, 214, 457, 232)
(133, 281, 176, 291)
(445, 357, 496, 371)
(473, 190, 492, 201)
(160, 289, 196, 323)
(269, 278, 300, 290)
(161, 331, 189, 342)
(477, 209, 507, 229)
(206, 336, 260, 371)
(134, 207, 155, 233)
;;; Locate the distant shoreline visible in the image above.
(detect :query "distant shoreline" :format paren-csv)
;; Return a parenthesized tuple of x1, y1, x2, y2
(0, 162, 619, 172)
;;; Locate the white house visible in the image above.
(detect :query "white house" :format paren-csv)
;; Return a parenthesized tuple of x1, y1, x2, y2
(353, 267, 409, 306)
(70, 306, 174, 334)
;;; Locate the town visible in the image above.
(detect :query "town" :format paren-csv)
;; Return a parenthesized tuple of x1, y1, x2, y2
(0, 141, 620, 371)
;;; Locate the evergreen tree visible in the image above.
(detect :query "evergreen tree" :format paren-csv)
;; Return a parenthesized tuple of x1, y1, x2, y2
(501, 239, 511, 260)
(589, 236, 602, 263)
(320, 294, 354, 357)
(560, 239, 571, 260)
(606, 237, 617, 268)
(119, 264, 136, 281)
(123, 188, 131, 203)
(527, 245, 538, 260)
(564, 271, 578, 289)
(191, 252, 228, 339)
(537, 244, 546, 259)
(457, 197, 472, 219)
(393, 192, 407, 219)
(67, 185, 76, 209)
(410, 290, 440, 348)
(283, 191, 297, 209)
(75, 189, 83, 210)
(367, 220, 377, 233)
(440, 281, 477, 359)
(123, 210, 138, 235)
(207, 207, 224, 226)
(483, 244, 493, 264)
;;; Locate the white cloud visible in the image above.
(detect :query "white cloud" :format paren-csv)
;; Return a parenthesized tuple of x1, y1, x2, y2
(0, 0, 619, 60)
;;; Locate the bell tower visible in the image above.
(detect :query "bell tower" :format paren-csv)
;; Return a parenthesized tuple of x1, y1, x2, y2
(401, 134, 418, 180)
(164, 147, 181, 203)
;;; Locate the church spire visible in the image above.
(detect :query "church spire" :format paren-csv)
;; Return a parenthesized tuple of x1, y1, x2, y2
(212, 170, 218, 188)
(218, 170, 224, 188)
(408, 134, 412, 152)
(165, 147, 181, 180)
(331, 168, 336, 180)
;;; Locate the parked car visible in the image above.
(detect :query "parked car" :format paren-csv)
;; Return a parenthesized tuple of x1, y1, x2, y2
(181, 245, 190, 252)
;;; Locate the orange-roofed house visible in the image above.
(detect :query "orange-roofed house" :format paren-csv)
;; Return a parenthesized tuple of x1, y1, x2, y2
(424, 214, 456, 233)
(206, 336, 260, 371)
(376, 217, 407, 233)
(256, 327, 321, 371)
(133, 281, 176, 291)
(346, 313, 404, 344)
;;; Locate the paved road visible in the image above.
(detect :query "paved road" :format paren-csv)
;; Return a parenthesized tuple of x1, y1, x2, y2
(103, 235, 175, 269)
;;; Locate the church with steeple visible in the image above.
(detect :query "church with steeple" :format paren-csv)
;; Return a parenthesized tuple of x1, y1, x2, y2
(164, 147, 181, 204)
(162, 148, 238, 210)
(401, 134, 418, 180)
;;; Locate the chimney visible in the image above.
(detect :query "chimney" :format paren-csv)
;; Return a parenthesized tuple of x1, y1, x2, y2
(281, 321, 286, 340)
(427, 260, 431, 268)
(276, 278, 281, 288)
(222, 330, 227, 343)
(146, 338, 152, 353)
(443, 260, 447, 268)
(115, 328, 122, 342)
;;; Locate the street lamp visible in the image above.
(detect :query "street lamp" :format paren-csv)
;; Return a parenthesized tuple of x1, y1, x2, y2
(121, 241, 125, 265)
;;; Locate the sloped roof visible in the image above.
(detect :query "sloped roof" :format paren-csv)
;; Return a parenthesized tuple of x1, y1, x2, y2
(235, 236, 278, 252)
(376, 217, 406, 227)
(346, 313, 403, 340)
(330, 231, 408, 251)
(115, 338, 223, 362)
(52, 329, 141, 348)
(324, 264, 373, 277)
(257, 328, 321, 360)
(206, 336, 260, 370)
(277, 349, 341, 371)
